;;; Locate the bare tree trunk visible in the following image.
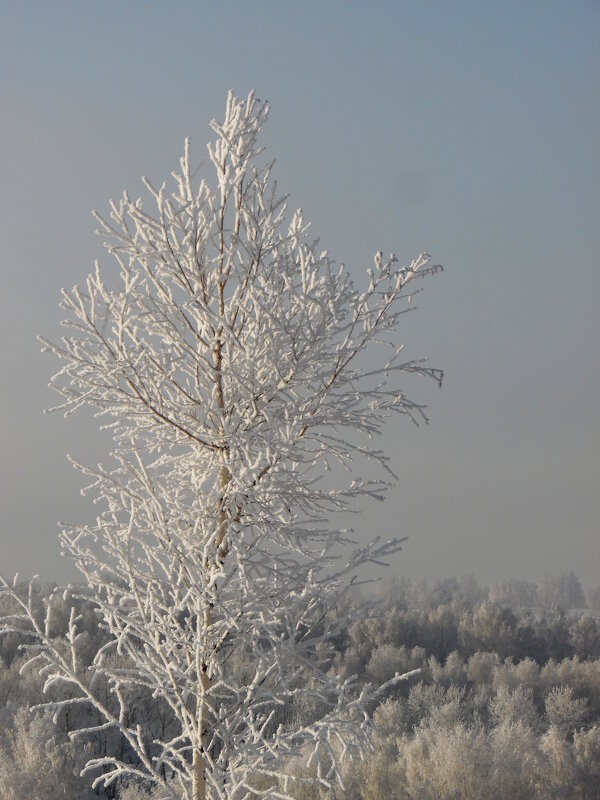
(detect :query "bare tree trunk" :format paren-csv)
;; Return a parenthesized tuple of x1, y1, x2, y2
(193, 463, 230, 800)
(192, 745, 206, 800)
(193, 652, 211, 800)
(193, 179, 232, 800)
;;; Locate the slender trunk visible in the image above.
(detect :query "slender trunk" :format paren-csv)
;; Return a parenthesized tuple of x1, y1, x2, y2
(193, 178, 231, 800)
(192, 647, 212, 800)
(193, 463, 230, 800)
(192, 745, 205, 800)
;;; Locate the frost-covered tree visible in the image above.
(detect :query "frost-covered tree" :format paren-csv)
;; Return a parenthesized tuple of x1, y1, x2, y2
(539, 571, 586, 611)
(489, 686, 540, 731)
(545, 686, 588, 738)
(0, 91, 440, 799)
(0, 708, 93, 800)
(489, 578, 538, 609)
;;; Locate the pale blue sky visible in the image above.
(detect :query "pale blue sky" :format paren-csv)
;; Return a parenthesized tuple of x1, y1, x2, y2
(1, 1, 598, 585)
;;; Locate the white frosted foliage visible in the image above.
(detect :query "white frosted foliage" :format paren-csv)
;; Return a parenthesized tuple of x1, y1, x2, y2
(1, 91, 440, 799)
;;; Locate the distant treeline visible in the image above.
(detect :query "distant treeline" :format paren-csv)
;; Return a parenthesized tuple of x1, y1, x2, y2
(1, 571, 600, 799)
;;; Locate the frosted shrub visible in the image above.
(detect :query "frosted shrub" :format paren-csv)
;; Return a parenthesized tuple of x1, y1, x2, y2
(425, 685, 466, 730)
(490, 686, 540, 730)
(489, 721, 542, 800)
(372, 697, 411, 741)
(573, 726, 600, 798)
(366, 644, 425, 685)
(540, 726, 576, 795)
(401, 721, 490, 800)
(545, 686, 588, 737)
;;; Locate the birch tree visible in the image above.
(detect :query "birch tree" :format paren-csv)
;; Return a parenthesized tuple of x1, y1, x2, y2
(0, 91, 441, 799)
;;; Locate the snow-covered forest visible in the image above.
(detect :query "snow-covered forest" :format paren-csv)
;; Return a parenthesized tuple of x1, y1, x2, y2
(1, 571, 600, 799)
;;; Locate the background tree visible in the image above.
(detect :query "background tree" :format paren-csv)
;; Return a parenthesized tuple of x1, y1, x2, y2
(586, 584, 600, 614)
(539, 571, 586, 611)
(0, 708, 93, 800)
(0, 91, 440, 799)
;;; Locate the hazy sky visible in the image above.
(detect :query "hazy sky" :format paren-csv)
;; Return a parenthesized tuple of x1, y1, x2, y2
(1, 1, 598, 586)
